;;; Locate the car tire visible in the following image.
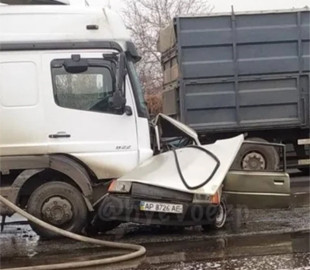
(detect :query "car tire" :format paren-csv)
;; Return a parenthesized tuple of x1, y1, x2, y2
(202, 200, 227, 231)
(27, 181, 88, 239)
(232, 137, 279, 171)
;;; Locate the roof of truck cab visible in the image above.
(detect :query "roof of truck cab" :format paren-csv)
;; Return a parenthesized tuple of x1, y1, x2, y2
(0, 5, 131, 49)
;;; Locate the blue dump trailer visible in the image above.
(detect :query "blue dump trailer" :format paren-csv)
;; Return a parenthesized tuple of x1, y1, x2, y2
(159, 8, 310, 171)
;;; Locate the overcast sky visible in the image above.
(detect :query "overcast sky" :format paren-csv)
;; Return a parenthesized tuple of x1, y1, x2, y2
(105, 0, 309, 13)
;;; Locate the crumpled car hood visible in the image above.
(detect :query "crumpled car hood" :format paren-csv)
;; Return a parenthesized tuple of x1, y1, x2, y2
(118, 134, 244, 195)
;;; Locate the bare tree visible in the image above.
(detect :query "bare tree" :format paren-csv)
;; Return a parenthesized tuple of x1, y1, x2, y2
(122, 0, 213, 96)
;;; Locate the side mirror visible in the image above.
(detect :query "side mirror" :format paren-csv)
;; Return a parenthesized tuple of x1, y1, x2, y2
(125, 105, 133, 116)
(116, 52, 126, 94)
(110, 52, 127, 112)
(110, 90, 126, 111)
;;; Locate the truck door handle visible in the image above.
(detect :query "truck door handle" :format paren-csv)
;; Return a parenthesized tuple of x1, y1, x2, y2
(49, 132, 71, 139)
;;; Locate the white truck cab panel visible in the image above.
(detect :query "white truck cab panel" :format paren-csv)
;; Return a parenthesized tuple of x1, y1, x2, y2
(0, 53, 48, 155)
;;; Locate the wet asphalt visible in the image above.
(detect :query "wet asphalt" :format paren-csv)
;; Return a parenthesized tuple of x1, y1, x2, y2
(0, 172, 309, 270)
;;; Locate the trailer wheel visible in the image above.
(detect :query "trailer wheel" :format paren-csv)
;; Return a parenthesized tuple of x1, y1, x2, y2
(27, 181, 88, 239)
(202, 200, 227, 231)
(233, 138, 279, 171)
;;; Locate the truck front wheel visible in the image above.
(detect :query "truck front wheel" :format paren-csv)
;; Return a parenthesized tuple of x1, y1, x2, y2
(27, 181, 88, 239)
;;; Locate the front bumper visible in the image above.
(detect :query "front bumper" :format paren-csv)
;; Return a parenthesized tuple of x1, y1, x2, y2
(98, 194, 219, 226)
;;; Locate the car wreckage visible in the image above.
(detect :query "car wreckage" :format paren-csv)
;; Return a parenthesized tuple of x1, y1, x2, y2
(97, 114, 291, 231)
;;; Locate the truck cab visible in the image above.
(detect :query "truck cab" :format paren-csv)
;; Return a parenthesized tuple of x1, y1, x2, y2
(0, 3, 153, 237)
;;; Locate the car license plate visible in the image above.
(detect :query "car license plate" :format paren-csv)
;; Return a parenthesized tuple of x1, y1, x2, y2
(140, 201, 183, 214)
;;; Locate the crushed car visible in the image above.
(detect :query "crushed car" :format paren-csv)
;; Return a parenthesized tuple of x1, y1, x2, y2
(96, 114, 291, 231)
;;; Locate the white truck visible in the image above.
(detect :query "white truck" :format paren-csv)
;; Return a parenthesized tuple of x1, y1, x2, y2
(0, 2, 291, 238)
(0, 2, 154, 237)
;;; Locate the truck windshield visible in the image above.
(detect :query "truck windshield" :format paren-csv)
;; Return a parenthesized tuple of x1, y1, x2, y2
(127, 60, 148, 118)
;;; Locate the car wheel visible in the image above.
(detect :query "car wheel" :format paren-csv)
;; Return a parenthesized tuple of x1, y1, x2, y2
(202, 200, 227, 231)
(27, 181, 88, 239)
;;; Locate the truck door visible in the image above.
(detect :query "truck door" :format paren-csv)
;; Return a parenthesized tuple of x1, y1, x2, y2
(42, 52, 139, 179)
(223, 170, 290, 208)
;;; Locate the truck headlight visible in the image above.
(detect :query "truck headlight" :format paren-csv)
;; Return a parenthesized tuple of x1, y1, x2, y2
(108, 180, 132, 193)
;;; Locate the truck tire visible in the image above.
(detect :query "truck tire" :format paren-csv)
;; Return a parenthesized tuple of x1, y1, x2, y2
(27, 181, 88, 239)
(232, 137, 280, 171)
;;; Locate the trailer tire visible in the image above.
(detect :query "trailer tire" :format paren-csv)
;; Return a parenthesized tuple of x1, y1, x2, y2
(27, 181, 88, 239)
(233, 137, 279, 171)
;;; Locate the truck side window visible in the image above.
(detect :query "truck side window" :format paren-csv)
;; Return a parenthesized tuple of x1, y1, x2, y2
(52, 65, 114, 114)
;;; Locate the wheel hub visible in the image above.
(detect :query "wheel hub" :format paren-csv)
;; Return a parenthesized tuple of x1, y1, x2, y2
(242, 152, 266, 170)
(41, 196, 73, 226)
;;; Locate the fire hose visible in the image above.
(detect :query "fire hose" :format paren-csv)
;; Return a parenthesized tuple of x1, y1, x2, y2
(0, 195, 146, 270)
